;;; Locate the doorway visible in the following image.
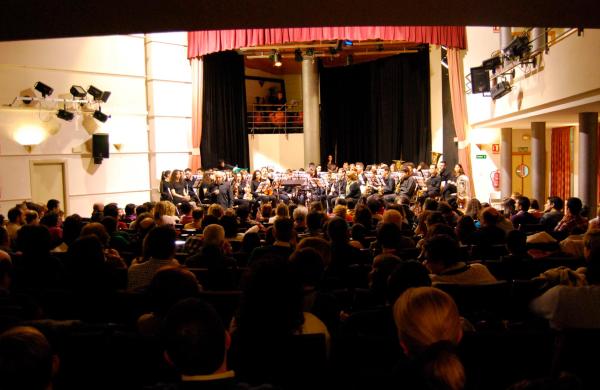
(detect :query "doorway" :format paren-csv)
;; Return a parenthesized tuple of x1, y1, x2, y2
(29, 161, 67, 213)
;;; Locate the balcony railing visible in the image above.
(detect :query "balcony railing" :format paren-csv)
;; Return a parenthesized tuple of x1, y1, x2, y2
(247, 103, 303, 134)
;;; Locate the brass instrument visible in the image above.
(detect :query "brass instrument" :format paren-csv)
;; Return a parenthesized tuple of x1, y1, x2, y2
(392, 160, 405, 171)
(431, 151, 443, 165)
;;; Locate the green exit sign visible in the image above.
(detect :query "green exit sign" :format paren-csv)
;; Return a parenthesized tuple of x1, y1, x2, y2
(476, 154, 487, 159)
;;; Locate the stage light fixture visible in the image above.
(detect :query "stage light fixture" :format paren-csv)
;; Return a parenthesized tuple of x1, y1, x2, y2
(482, 56, 502, 71)
(88, 85, 111, 102)
(34, 81, 54, 97)
(93, 108, 110, 123)
(503, 36, 530, 59)
(70, 85, 87, 98)
(273, 52, 282, 67)
(57, 109, 74, 121)
(343, 40, 353, 46)
(491, 80, 512, 100)
(294, 49, 303, 62)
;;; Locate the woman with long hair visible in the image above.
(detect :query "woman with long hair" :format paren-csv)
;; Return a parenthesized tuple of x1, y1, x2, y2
(159, 170, 172, 201)
(453, 164, 470, 209)
(393, 287, 465, 390)
(169, 169, 191, 204)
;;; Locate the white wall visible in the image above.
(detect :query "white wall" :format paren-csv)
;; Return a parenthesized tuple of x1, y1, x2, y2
(0, 33, 192, 216)
(145, 32, 192, 201)
(464, 28, 600, 126)
(248, 134, 305, 172)
(0, 35, 150, 216)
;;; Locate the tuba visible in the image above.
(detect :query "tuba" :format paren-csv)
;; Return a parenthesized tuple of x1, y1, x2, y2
(431, 151, 443, 165)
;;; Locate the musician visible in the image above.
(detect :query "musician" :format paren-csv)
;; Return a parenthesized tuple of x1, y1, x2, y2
(326, 154, 337, 173)
(232, 172, 253, 209)
(395, 165, 418, 204)
(159, 170, 173, 201)
(345, 171, 361, 205)
(415, 161, 431, 179)
(380, 166, 398, 203)
(254, 171, 277, 207)
(420, 165, 442, 201)
(168, 169, 193, 204)
(355, 162, 366, 186)
(325, 171, 344, 212)
(198, 171, 214, 204)
(437, 160, 452, 191)
(183, 168, 201, 204)
(209, 172, 233, 209)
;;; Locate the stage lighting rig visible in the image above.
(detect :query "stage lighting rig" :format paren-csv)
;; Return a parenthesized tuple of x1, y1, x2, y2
(70, 85, 87, 98)
(93, 108, 110, 123)
(503, 35, 530, 59)
(34, 81, 53, 97)
(57, 109, 74, 121)
(491, 80, 512, 100)
(88, 85, 111, 102)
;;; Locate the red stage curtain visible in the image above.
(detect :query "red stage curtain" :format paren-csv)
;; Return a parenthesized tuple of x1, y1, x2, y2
(550, 126, 571, 201)
(188, 26, 467, 58)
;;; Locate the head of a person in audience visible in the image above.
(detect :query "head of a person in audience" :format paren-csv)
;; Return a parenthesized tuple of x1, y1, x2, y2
(66, 234, 108, 289)
(290, 247, 324, 288)
(426, 223, 458, 241)
(583, 229, 600, 262)
(504, 198, 517, 217)
(306, 211, 325, 233)
(309, 201, 324, 214)
(369, 254, 402, 299)
(46, 199, 60, 214)
(383, 209, 404, 229)
(241, 232, 261, 254)
(25, 210, 40, 225)
(219, 215, 238, 239)
(162, 298, 229, 376)
(274, 203, 289, 220)
(480, 207, 501, 227)
(354, 205, 373, 230)
(236, 205, 250, 223)
(565, 197, 583, 217)
(179, 202, 193, 217)
(351, 223, 368, 246)
(273, 217, 294, 244)
(238, 258, 304, 338)
(101, 216, 119, 235)
(7, 207, 24, 226)
(517, 196, 531, 213)
(455, 215, 476, 241)
(203, 224, 226, 249)
(80, 222, 111, 248)
(102, 203, 119, 219)
(387, 260, 432, 305)
(332, 205, 348, 220)
(191, 208, 204, 223)
(367, 197, 385, 216)
(143, 226, 176, 261)
(423, 234, 460, 274)
(293, 206, 308, 228)
(425, 211, 446, 229)
(377, 223, 404, 253)
(544, 196, 564, 213)
(296, 237, 332, 269)
(465, 198, 482, 220)
(327, 217, 349, 244)
(148, 267, 200, 318)
(0, 326, 59, 390)
(393, 287, 464, 390)
(423, 198, 439, 212)
(16, 225, 51, 256)
(61, 214, 82, 246)
(259, 204, 272, 220)
(506, 230, 528, 256)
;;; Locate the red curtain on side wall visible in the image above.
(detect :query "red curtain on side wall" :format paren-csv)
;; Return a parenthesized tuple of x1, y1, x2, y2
(550, 126, 571, 200)
(188, 26, 467, 58)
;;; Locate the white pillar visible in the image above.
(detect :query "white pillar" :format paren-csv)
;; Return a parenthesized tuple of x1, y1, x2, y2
(579, 112, 598, 216)
(501, 127, 513, 198)
(302, 57, 320, 167)
(531, 122, 546, 202)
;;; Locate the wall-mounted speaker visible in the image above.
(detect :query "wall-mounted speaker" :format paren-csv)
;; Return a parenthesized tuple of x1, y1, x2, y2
(470, 66, 490, 94)
(92, 133, 109, 164)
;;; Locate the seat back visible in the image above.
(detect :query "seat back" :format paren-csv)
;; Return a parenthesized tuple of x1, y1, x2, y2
(434, 281, 511, 323)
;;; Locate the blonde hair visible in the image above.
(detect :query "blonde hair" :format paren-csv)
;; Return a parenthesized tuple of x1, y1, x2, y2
(383, 209, 403, 227)
(347, 172, 358, 181)
(275, 203, 289, 219)
(207, 204, 224, 219)
(394, 287, 465, 390)
(154, 201, 176, 219)
(202, 224, 225, 247)
(333, 205, 347, 219)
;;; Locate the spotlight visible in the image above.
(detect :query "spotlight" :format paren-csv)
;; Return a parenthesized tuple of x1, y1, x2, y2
(503, 36, 530, 59)
(87, 85, 111, 102)
(482, 56, 502, 71)
(491, 80, 512, 100)
(294, 49, 303, 62)
(93, 108, 110, 123)
(70, 85, 87, 98)
(57, 109, 74, 121)
(34, 81, 54, 97)
(273, 52, 282, 67)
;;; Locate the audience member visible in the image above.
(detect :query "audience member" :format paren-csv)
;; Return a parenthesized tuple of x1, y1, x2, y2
(540, 196, 564, 232)
(248, 218, 295, 265)
(14, 225, 63, 290)
(511, 196, 539, 229)
(186, 224, 236, 290)
(6, 207, 24, 248)
(554, 197, 588, 239)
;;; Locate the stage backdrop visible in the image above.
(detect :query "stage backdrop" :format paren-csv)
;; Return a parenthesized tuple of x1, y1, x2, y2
(320, 47, 431, 165)
(201, 51, 249, 169)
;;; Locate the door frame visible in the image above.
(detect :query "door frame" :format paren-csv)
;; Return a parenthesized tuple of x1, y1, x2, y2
(29, 160, 70, 215)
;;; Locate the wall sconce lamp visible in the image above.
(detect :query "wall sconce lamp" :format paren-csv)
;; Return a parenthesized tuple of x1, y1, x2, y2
(14, 125, 47, 152)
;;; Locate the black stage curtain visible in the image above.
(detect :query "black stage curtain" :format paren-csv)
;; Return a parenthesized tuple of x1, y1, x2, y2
(201, 51, 249, 169)
(320, 47, 431, 165)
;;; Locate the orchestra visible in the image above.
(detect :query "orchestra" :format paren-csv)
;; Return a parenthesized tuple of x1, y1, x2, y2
(159, 155, 470, 214)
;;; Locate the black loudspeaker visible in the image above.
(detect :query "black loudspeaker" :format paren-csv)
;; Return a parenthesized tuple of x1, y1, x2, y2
(470, 66, 490, 93)
(92, 133, 109, 164)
